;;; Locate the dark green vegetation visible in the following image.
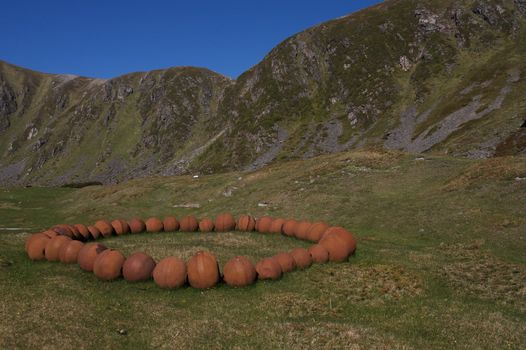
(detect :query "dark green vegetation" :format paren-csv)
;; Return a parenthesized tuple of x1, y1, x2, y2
(1, 0, 526, 186)
(1, 151, 525, 349)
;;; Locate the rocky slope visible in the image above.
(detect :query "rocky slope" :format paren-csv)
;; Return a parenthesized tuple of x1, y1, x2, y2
(1, 0, 525, 186)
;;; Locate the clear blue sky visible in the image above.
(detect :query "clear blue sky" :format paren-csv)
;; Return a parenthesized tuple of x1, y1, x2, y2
(1, 0, 383, 79)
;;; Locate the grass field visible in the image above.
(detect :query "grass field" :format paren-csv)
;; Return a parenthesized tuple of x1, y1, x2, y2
(1, 150, 525, 349)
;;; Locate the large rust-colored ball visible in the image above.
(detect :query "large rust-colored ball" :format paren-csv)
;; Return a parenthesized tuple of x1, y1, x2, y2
(163, 216, 180, 232)
(145, 217, 163, 232)
(78, 243, 108, 271)
(26, 235, 50, 260)
(73, 224, 91, 241)
(223, 256, 257, 287)
(321, 227, 357, 255)
(187, 251, 220, 289)
(94, 220, 114, 238)
(199, 218, 214, 232)
(273, 252, 296, 273)
(153, 256, 187, 289)
(93, 249, 126, 281)
(319, 232, 350, 262)
(290, 248, 313, 269)
(215, 212, 236, 232)
(59, 240, 85, 264)
(45, 236, 72, 261)
(87, 225, 101, 240)
(282, 219, 298, 237)
(305, 221, 329, 242)
(269, 218, 286, 234)
(25, 232, 54, 253)
(67, 224, 81, 240)
(237, 215, 256, 231)
(111, 219, 130, 235)
(51, 224, 74, 238)
(180, 216, 198, 232)
(256, 216, 273, 233)
(122, 252, 156, 282)
(294, 221, 312, 240)
(255, 258, 282, 280)
(128, 218, 146, 234)
(308, 244, 329, 263)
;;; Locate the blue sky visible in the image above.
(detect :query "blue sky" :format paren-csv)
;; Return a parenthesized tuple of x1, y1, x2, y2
(1, 1, 383, 79)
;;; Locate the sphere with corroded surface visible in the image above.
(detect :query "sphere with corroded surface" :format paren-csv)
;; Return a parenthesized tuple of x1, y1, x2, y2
(255, 257, 282, 280)
(319, 232, 351, 262)
(59, 240, 85, 264)
(93, 249, 126, 281)
(290, 248, 312, 269)
(73, 224, 91, 241)
(282, 219, 298, 237)
(111, 219, 130, 235)
(26, 234, 50, 260)
(273, 252, 296, 273)
(95, 220, 114, 237)
(215, 212, 236, 232)
(163, 217, 180, 232)
(123, 252, 156, 282)
(321, 227, 357, 255)
(305, 221, 329, 242)
(256, 216, 273, 233)
(87, 225, 101, 240)
(294, 221, 312, 240)
(199, 218, 214, 232)
(237, 215, 256, 232)
(128, 218, 146, 234)
(223, 256, 257, 287)
(145, 217, 163, 232)
(269, 218, 286, 234)
(45, 235, 72, 261)
(180, 216, 199, 232)
(308, 244, 329, 263)
(78, 243, 108, 271)
(153, 256, 187, 289)
(187, 251, 220, 289)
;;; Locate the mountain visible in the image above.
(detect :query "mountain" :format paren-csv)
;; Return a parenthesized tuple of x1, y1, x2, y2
(1, 0, 526, 186)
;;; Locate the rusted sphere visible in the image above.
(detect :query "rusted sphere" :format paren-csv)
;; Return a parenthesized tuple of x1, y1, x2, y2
(163, 216, 180, 232)
(44, 235, 72, 261)
(282, 219, 298, 237)
(153, 256, 187, 289)
(180, 215, 198, 232)
(294, 221, 312, 240)
(273, 252, 296, 273)
(319, 232, 350, 262)
(77, 243, 108, 271)
(290, 248, 313, 269)
(199, 218, 214, 232)
(59, 240, 85, 264)
(93, 249, 126, 281)
(26, 235, 50, 260)
(128, 218, 146, 234)
(187, 251, 220, 289)
(87, 225, 101, 240)
(237, 215, 256, 232)
(305, 221, 329, 242)
(111, 219, 130, 235)
(256, 216, 273, 233)
(322, 227, 357, 255)
(145, 217, 163, 233)
(73, 224, 91, 241)
(51, 224, 74, 238)
(122, 252, 156, 282)
(215, 212, 236, 232)
(94, 220, 114, 238)
(25, 231, 55, 253)
(269, 218, 286, 234)
(308, 244, 329, 263)
(67, 224, 81, 240)
(255, 257, 282, 280)
(223, 256, 257, 287)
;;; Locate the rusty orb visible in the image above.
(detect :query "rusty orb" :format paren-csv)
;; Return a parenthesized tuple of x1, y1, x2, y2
(153, 256, 187, 289)
(223, 256, 257, 287)
(199, 218, 214, 232)
(26, 235, 50, 260)
(67, 224, 81, 240)
(294, 221, 312, 240)
(273, 252, 296, 273)
(59, 240, 85, 264)
(237, 215, 256, 232)
(111, 219, 130, 235)
(51, 224, 74, 238)
(187, 251, 220, 289)
(305, 221, 329, 242)
(255, 257, 282, 280)
(319, 232, 350, 262)
(73, 224, 91, 241)
(256, 216, 273, 233)
(321, 227, 357, 255)
(282, 219, 298, 237)
(44, 235, 72, 261)
(308, 244, 329, 263)
(214, 212, 236, 232)
(94, 220, 114, 238)
(180, 215, 199, 232)
(122, 252, 156, 282)
(93, 249, 126, 281)
(163, 216, 180, 232)
(87, 225, 101, 240)
(145, 217, 163, 233)
(128, 218, 146, 234)
(77, 243, 108, 271)
(25, 232, 54, 253)
(290, 248, 313, 269)
(269, 218, 286, 234)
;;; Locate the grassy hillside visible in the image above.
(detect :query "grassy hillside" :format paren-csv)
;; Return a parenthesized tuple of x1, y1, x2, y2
(1, 150, 525, 349)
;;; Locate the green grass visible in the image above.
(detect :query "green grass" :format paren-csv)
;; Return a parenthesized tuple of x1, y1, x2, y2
(1, 150, 525, 349)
